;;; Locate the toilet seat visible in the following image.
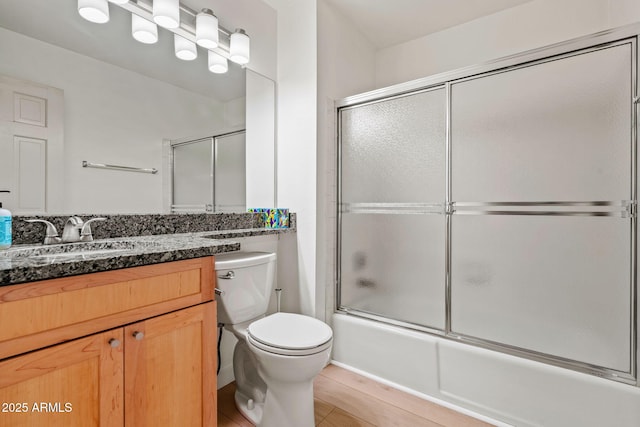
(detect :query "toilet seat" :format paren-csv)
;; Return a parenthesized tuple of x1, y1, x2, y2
(247, 313, 333, 356)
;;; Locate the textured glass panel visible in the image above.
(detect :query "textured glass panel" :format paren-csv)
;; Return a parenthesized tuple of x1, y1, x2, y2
(451, 215, 631, 371)
(173, 139, 213, 206)
(340, 213, 445, 329)
(340, 88, 445, 203)
(215, 133, 246, 212)
(451, 43, 632, 201)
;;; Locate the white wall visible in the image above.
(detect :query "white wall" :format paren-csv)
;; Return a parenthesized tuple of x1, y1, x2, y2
(245, 70, 276, 209)
(224, 97, 246, 129)
(264, 0, 319, 316)
(317, 0, 376, 320)
(263, 0, 375, 321)
(375, 0, 640, 88)
(317, 1, 377, 100)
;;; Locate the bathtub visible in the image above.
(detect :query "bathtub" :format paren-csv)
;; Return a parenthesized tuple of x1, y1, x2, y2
(331, 313, 640, 427)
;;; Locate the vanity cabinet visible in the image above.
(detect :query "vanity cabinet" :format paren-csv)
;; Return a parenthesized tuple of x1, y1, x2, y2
(0, 257, 217, 427)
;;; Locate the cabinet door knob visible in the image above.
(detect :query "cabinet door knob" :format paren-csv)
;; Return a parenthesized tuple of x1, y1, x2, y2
(109, 338, 121, 348)
(133, 331, 144, 340)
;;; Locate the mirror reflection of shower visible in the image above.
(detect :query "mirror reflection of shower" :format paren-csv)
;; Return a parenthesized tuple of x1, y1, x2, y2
(171, 131, 246, 213)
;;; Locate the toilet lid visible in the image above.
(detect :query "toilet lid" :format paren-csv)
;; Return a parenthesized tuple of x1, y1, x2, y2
(247, 312, 333, 350)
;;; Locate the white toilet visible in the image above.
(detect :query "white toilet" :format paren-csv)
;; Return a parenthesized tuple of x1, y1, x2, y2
(215, 251, 333, 427)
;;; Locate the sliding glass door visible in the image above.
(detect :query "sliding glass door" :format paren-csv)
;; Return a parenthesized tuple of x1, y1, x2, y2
(337, 36, 637, 380)
(449, 41, 635, 373)
(172, 131, 246, 213)
(338, 87, 447, 330)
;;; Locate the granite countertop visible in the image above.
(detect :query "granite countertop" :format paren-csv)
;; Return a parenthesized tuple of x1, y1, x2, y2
(0, 228, 288, 287)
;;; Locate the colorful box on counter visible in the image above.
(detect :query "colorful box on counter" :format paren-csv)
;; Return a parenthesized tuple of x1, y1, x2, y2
(248, 208, 290, 228)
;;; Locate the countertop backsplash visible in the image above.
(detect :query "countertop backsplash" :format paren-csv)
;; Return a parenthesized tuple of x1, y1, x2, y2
(12, 212, 296, 245)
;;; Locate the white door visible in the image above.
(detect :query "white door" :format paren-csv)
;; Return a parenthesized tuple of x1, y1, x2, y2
(0, 75, 64, 214)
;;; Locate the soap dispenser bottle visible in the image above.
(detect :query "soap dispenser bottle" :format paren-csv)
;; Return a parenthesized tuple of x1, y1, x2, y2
(0, 201, 12, 249)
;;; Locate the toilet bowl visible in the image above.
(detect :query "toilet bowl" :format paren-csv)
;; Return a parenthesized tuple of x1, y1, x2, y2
(215, 252, 333, 427)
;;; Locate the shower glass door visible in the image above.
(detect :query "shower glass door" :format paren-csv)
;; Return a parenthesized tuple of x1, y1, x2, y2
(337, 34, 637, 381)
(172, 131, 246, 213)
(449, 41, 635, 373)
(338, 87, 447, 330)
(172, 137, 214, 213)
(214, 132, 246, 212)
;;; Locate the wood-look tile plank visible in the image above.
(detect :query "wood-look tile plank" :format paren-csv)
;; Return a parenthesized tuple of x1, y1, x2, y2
(218, 384, 335, 426)
(217, 383, 254, 427)
(218, 412, 244, 427)
(318, 408, 376, 427)
(320, 365, 492, 427)
(314, 374, 442, 427)
(315, 397, 336, 425)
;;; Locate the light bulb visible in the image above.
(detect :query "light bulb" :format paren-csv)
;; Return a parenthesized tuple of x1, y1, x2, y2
(78, 0, 110, 24)
(230, 29, 250, 65)
(174, 34, 197, 61)
(132, 14, 158, 44)
(208, 51, 228, 74)
(153, 0, 180, 29)
(196, 9, 219, 49)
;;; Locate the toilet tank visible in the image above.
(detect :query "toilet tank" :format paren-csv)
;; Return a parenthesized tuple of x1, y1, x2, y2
(214, 251, 277, 325)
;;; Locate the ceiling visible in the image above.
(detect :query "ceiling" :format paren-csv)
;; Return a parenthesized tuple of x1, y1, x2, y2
(323, 0, 534, 49)
(0, 0, 245, 101)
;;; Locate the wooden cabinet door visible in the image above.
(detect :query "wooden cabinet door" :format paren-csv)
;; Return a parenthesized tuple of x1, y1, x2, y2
(0, 329, 124, 427)
(124, 302, 216, 427)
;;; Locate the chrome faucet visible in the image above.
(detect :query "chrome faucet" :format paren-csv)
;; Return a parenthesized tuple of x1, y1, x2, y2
(26, 216, 106, 245)
(61, 216, 84, 243)
(80, 217, 107, 242)
(62, 216, 107, 243)
(24, 219, 62, 245)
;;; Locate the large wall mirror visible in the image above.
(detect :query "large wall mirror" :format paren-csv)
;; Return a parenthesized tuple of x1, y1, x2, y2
(0, 0, 275, 215)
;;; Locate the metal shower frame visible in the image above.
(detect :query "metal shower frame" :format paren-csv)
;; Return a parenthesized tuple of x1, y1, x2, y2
(335, 24, 640, 385)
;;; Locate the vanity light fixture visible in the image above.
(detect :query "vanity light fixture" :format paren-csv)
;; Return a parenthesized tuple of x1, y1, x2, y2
(208, 51, 228, 74)
(195, 9, 219, 49)
(153, 0, 180, 29)
(78, 0, 110, 24)
(230, 29, 251, 65)
(132, 13, 158, 44)
(174, 34, 197, 60)
(77, 0, 251, 73)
